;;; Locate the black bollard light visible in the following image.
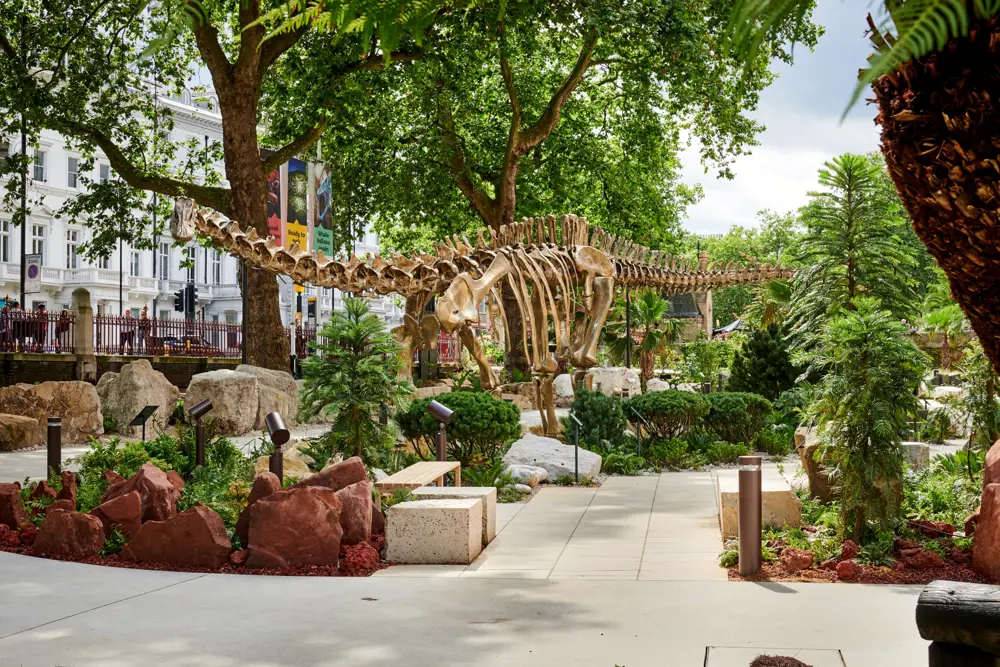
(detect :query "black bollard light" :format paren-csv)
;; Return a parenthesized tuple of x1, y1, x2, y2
(569, 413, 583, 483)
(427, 400, 454, 462)
(265, 411, 290, 480)
(738, 455, 763, 576)
(47, 417, 62, 476)
(188, 400, 213, 467)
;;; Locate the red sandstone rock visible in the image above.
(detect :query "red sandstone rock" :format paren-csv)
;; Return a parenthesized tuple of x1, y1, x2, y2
(903, 549, 945, 570)
(246, 486, 343, 569)
(33, 510, 104, 557)
(0, 482, 28, 529)
(911, 520, 955, 538)
(966, 509, 980, 537)
(18, 523, 36, 546)
(0, 524, 19, 548)
(819, 558, 838, 571)
(166, 470, 185, 493)
(30, 480, 57, 501)
(973, 483, 1000, 580)
(340, 541, 380, 576)
(894, 538, 923, 553)
(91, 491, 142, 539)
(336, 479, 372, 546)
(102, 463, 180, 523)
(230, 549, 248, 566)
(290, 456, 366, 493)
(44, 499, 76, 515)
(103, 470, 124, 486)
(836, 560, 861, 581)
(56, 471, 77, 505)
(122, 505, 231, 570)
(951, 548, 972, 564)
(371, 505, 385, 535)
(234, 472, 282, 547)
(780, 548, 814, 573)
(841, 540, 860, 560)
(985, 440, 1000, 487)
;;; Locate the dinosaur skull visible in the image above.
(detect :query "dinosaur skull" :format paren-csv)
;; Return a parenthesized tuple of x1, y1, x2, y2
(436, 276, 479, 334)
(171, 197, 197, 243)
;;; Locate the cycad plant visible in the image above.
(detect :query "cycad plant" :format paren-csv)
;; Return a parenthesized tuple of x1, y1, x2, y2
(299, 297, 413, 462)
(728, 0, 1000, 376)
(922, 304, 966, 370)
(604, 290, 683, 389)
(807, 297, 928, 541)
(787, 154, 919, 347)
(745, 279, 792, 329)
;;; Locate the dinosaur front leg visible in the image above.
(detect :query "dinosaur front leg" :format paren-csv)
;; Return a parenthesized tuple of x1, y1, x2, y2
(529, 282, 559, 374)
(540, 373, 559, 437)
(458, 325, 500, 390)
(575, 275, 614, 368)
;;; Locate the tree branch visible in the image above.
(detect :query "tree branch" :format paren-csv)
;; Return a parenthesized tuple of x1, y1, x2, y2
(499, 29, 521, 128)
(435, 86, 498, 224)
(236, 0, 264, 78)
(259, 24, 309, 75)
(192, 20, 232, 89)
(261, 119, 328, 175)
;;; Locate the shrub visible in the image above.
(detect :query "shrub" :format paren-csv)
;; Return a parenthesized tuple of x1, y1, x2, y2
(728, 324, 801, 401)
(773, 386, 812, 430)
(561, 389, 627, 449)
(624, 390, 709, 440)
(643, 438, 689, 469)
(601, 449, 646, 475)
(753, 426, 793, 456)
(396, 391, 521, 466)
(703, 392, 773, 444)
(704, 441, 750, 464)
(680, 333, 735, 387)
(103, 414, 119, 434)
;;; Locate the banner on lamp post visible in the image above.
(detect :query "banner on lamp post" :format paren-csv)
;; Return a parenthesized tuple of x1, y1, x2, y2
(311, 163, 334, 256)
(285, 158, 308, 251)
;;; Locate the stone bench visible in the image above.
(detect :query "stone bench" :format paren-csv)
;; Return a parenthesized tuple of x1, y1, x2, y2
(411, 486, 497, 547)
(386, 498, 483, 565)
(717, 469, 802, 539)
(903, 442, 931, 470)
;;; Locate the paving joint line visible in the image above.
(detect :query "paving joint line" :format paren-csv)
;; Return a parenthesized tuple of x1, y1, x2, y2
(0, 573, 208, 641)
(638, 473, 662, 577)
(547, 487, 600, 579)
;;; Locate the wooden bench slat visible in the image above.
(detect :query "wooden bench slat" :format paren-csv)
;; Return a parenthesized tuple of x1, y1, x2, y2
(375, 461, 461, 493)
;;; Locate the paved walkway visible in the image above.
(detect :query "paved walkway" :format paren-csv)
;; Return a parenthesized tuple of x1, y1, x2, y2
(377, 472, 726, 581)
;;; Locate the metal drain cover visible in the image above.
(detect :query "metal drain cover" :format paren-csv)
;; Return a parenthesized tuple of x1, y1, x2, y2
(704, 647, 846, 667)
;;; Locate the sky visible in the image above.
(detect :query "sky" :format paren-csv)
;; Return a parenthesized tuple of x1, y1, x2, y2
(679, 0, 882, 235)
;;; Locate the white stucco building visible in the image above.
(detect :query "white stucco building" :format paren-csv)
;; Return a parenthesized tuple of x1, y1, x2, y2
(0, 85, 403, 330)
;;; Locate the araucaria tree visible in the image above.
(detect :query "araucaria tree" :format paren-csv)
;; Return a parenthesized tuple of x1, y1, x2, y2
(728, 323, 800, 401)
(787, 154, 920, 345)
(807, 297, 928, 541)
(299, 297, 412, 461)
(0, 0, 434, 370)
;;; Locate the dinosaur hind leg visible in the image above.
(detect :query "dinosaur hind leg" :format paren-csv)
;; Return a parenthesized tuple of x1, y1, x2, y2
(573, 275, 614, 368)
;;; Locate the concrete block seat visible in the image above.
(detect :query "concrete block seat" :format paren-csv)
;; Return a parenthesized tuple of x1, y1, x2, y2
(716, 469, 802, 539)
(902, 442, 931, 470)
(411, 486, 497, 546)
(386, 498, 483, 565)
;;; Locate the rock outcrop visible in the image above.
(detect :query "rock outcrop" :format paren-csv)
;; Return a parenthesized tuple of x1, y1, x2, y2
(0, 482, 29, 529)
(96, 360, 180, 438)
(246, 487, 344, 569)
(122, 506, 231, 569)
(101, 463, 180, 523)
(234, 472, 282, 547)
(795, 427, 835, 503)
(33, 510, 105, 557)
(290, 456, 366, 493)
(0, 382, 102, 444)
(0, 414, 42, 451)
(586, 367, 642, 397)
(184, 370, 259, 435)
(91, 491, 142, 539)
(236, 364, 299, 428)
(336, 479, 373, 546)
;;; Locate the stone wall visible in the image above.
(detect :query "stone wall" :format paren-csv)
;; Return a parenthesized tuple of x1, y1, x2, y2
(1, 353, 239, 389)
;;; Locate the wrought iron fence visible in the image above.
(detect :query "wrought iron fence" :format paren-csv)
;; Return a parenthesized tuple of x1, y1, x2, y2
(0, 308, 75, 353)
(94, 315, 243, 358)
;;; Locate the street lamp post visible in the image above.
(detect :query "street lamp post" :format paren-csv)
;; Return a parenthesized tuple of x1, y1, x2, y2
(624, 285, 632, 368)
(18, 17, 27, 309)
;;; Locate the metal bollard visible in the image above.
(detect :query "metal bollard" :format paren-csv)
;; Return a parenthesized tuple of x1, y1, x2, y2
(47, 417, 62, 476)
(436, 423, 446, 462)
(738, 455, 762, 576)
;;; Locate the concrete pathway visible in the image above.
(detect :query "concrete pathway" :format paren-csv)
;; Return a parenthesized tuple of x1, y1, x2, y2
(377, 472, 726, 581)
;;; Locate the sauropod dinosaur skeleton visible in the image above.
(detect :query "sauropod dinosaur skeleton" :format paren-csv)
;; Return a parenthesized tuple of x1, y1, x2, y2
(171, 199, 795, 433)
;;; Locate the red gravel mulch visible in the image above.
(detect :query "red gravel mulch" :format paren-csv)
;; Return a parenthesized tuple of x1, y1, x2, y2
(750, 657, 812, 667)
(0, 534, 388, 577)
(729, 561, 992, 585)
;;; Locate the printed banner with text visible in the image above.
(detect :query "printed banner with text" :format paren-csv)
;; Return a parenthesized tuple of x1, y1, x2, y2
(285, 158, 308, 251)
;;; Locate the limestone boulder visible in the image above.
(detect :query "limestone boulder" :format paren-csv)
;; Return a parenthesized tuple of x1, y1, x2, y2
(336, 479, 373, 546)
(101, 463, 180, 523)
(646, 378, 671, 393)
(503, 434, 602, 480)
(505, 464, 548, 487)
(500, 382, 538, 409)
(236, 364, 298, 427)
(184, 370, 259, 435)
(902, 442, 931, 470)
(553, 373, 575, 407)
(96, 360, 179, 437)
(122, 506, 231, 570)
(586, 367, 642, 398)
(290, 456, 366, 493)
(283, 440, 316, 467)
(973, 483, 1000, 580)
(0, 414, 42, 452)
(0, 382, 102, 444)
(0, 482, 29, 529)
(33, 510, 105, 558)
(246, 486, 344, 569)
(254, 454, 312, 481)
(91, 491, 142, 539)
(234, 472, 282, 548)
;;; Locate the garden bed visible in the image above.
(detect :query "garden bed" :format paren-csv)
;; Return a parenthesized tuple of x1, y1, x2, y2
(728, 560, 990, 585)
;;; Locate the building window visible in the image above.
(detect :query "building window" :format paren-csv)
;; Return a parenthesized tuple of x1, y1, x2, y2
(33, 150, 46, 182)
(158, 243, 169, 280)
(212, 250, 221, 284)
(67, 157, 79, 188)
(31, 224, 45, 261)
(0, 142, 9, 163)
(131, 307, 140, 318)
(66, 229, 80, 269)
(0, 220, 9, 263)
(185, 246, 195, 282)
(159, 309, 170, 321)
(99, 255, 110, 270)
(130, 251, 140, 277)
(99, 164, 111, 184)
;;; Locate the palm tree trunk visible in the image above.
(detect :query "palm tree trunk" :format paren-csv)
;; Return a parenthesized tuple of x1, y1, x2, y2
(873, 16, 1000, 375)
(941, 332, 950, 371)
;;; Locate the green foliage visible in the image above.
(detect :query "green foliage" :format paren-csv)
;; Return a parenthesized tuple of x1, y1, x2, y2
(396, 391, 521, 466)
(703, 392, 773, 445)
(624, 390, 710, 440)
(903, 452, 982, 528)
(562, 389, 627, 450)
(103, 414, 119, 434)
(643, 438, 690, 469)
(603, 290, 682, 387)
(957, 340, 1000, 450)
(753, 426, 793, 457)
(728, 324, 800, 401)
(100, 527, 128, 557)
(463, 459, 516, 490)
(601, 450, 647, 476)
(381, 488, 413, 515)
(806, 297, 929, 540)
(719, 549, 739, 568)
(858, 530, 897, 567)
(773, 385, 813, 430)
(922, 407, 954, 444)
(680, 333, 736, 387)
(788, 154, 924, 348)
(704, 441, 751, 464)
(300, 298, 412, 463)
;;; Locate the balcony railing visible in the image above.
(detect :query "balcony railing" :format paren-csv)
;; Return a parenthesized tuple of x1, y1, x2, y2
(0, 308, 75, 353)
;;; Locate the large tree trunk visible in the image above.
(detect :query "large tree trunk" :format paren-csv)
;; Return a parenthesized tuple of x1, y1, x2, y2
(219, 81, 289, 371)
(873, 16, 1000, 375)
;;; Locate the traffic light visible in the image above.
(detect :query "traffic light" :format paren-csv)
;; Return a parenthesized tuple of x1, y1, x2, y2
(173, 289, 185, 313)
(185, 283, 198, 317)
